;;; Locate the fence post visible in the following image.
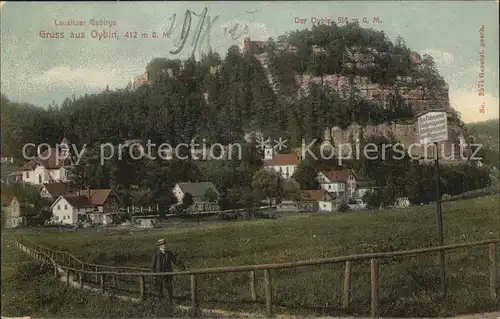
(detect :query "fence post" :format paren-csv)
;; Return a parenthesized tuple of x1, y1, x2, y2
(65, 269, 70, 286)
(190, 274, 198, 316)
(342, 261, 352, 309)
(100, 274, 105, 294)
(54, 263, 58, 278)
(250, 270, 257, 301)
(80, 269, 84, 288)
(489, 243, 497, 300)
(370, 259, 379, 318)
(81, 264, 85, 283)
(94, 266, 98, 283)
(264, 269, 272, 318)
(140, 275, 145, 300)
(112, 274, 116, 288)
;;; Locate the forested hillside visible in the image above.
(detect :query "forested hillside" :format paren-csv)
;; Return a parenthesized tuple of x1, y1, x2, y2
(1, 22, 453, 155)
(468, 119, 499, 167)
(1, 22, 491, 210)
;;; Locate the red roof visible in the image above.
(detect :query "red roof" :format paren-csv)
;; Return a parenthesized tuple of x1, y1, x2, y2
(88, 189, 113, 205)
(42, 182, 73, 198)
(300, 190, 329, 201)
(324, 170, 350, 182)
(263, 153, 301, 166)
(2, 195, 15, 207)
(70, 189, 116, 206)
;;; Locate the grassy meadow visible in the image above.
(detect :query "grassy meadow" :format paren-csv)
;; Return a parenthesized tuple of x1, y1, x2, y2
(2, 195, 500, 317)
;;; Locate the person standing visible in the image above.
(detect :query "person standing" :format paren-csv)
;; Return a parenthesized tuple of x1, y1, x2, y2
(150, 238, 186, 314)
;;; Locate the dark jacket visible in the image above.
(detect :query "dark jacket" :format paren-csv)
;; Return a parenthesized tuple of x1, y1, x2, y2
(151, 250, 184, 273)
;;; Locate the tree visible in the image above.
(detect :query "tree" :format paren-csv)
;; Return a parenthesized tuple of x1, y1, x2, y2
(251, 169, 283, 206)
(292, 160, 320, 189)
(203, 188, 218, 203)
(182, 192, 194, 208)
(282, 178, 301, 200)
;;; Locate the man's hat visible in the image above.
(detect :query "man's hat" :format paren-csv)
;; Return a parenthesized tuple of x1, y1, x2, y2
(157, 238, 166, 246)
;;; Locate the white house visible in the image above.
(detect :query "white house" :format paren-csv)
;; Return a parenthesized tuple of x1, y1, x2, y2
(299, 190, 337, 212)
(317, 170, 357, 199)
(50, 195, 95, 225)
(50, 188, 120, 225)
(20, 138, 72, 185)
(2, 195, 24, 228)
(173, 182, 220, 213)
(263, 147, 301, 180)
(355, 181, 377, 199)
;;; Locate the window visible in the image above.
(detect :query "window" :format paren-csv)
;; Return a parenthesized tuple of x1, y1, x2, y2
(328, 185, 331, 189)
(26, 172, 30, 178)
(64, 205, 67, 210)
(38, 175, 42, 183)
(63, 216, 66, 220)
(57, 205, 60, 210)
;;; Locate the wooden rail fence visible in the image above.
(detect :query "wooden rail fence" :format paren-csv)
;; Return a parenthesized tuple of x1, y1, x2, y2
(16, 238, 499, 318)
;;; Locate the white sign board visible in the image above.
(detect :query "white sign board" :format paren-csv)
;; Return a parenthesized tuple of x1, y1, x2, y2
(418, 111, 448, 144)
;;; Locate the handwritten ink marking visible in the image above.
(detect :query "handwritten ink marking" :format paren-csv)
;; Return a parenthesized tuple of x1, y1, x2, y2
(166, 7, 219, 56)
(170, 10, 192, 55)
(224, 22, 249, 40)
(190, 7, 208, 55)
(478, 25, 485, 113)
(197, 13, 219, 55)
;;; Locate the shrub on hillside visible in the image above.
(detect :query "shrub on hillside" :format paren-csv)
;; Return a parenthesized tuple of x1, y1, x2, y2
(14, 261, 51, 281)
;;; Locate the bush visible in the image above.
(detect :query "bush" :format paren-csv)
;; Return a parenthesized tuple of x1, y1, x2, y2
(217, 212, 239, 221)
(442, 186, 498, 202)
(337, 201, 350, 212)
(14, 261, 51, 281)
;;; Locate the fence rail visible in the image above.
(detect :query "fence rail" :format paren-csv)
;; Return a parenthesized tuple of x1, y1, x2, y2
(16, 238, 499, 318)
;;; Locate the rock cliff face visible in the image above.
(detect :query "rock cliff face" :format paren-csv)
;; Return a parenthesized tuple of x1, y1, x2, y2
(323, 122, 471, 163)
(293, 74, 468, 163)
(296, 74, 450, 113)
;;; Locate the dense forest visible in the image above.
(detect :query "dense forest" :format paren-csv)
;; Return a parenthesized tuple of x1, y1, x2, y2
(0, 22, 494, 211)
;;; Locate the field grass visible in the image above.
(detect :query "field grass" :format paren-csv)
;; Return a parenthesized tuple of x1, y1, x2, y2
(2, 195, 500, 317)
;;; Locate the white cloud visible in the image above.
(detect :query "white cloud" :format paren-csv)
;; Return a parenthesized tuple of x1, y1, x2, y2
(450, 88, 499, 123)
(32, 65, 134, 90)
(423, 49, 454, 68)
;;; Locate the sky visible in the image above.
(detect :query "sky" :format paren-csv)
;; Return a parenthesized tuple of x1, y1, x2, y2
(1, 1, 498, 123)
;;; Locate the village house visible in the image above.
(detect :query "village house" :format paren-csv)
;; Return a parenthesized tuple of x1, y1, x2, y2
(355, 180, 377, 199)
(39, 182, 73, 201)
(263, 147, 301, 180)
(1, 195, 25, 228)
(50, 188, 120, 225)
(50, 195, 94, 225)
(1, 151, 14, 164)
(316, 170, 357, 199)
(20, 138, 72, 185)
(299, 190, 337, 212)
(173, 182, 220, 213)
